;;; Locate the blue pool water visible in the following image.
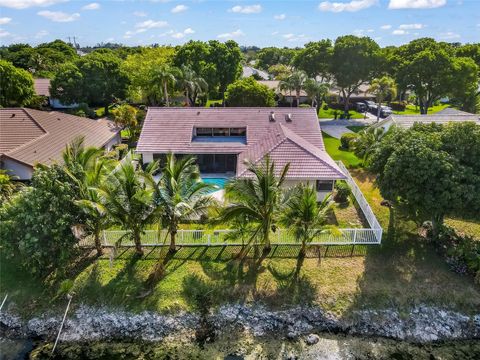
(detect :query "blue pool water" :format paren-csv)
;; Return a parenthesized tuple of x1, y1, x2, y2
(202, 177, 228, 192)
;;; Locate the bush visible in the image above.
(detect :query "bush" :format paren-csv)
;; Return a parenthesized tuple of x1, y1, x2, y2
(389, 101, 407, 111)
(70, 103, 96, 119)
(340, 133, 358, 150)
(299, 103, 311, 108)
(334, 181, 351, 203)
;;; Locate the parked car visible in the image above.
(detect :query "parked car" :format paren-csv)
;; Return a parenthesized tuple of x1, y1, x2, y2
(380, 106, 392, 118)
(363, 100, 376, 110)
(355, 102, 367, 112)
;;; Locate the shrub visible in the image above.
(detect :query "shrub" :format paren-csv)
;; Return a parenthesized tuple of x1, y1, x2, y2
(70, 103, 96, 119)
(340, 133, 358, 150)
(299, 103, 311, 108)
(334, 181, 351, 203)
(389, 101, 407, 111)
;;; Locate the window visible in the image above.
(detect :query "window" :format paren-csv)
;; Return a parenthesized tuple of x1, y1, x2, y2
(316, 180, 333, 192)
(229, 128, 247, 136)
(195, 128, 213, 136)
(213, 128, 230, 136)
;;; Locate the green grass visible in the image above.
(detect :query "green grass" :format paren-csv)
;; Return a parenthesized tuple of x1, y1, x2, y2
(206, 99, 223, 107)
(318, 106, 365, 119)
(392, 104, 449, 115)
(322, 131, 362, 168)
(346, 125, 366, 133)
(446, 217, 480, 240)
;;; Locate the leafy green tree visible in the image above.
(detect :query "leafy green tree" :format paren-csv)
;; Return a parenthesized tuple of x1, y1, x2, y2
(208, 40, 242, 102)
(331, 35, 380, 113)
(370, 123, 480, 238)
(368, 76, 397, 121)
(267, 64, 292, 80)
(177, 65, 209, 106)
(219, 157, 289, 253)
(0, 60, 35, 107)
(292, 40, 333, 80)
(150, 64, 177, 106)
(225, 77, 275, 107)
(50, 62, 84, 105)
(0, 170, 21, 203)
(256, 47, 297, 70)
(2, 44, 34, 70)
(280, 184, 333, 256)
(304, 79, 329, 112)
(0, 164, 85, 276)
(36, 39, 77, 61)
(154, 154, 215, 253)
(448, 57, 479, 113)
(112, 104, 140, 145)
(97, 152, 158, 256)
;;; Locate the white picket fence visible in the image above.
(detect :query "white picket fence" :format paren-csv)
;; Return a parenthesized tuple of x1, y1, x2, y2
(79, 162, 382, 248)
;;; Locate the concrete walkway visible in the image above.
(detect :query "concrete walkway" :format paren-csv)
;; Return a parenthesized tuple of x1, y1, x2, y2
(319, 118, 374, 139)
(321, 125, 353, 139)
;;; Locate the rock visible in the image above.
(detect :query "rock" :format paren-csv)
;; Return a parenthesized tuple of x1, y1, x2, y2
(305, 334, 320, 345)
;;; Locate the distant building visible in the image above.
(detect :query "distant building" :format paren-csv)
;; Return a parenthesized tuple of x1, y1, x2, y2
(34, 78, 78, 109)
(242, 66, 270, 80)
(137, 107, 346, 200)
(0, 108, 121, 180)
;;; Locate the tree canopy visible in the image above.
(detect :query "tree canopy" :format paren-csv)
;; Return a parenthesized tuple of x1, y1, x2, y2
(0, 59, 35, 107)
(225, 77, 275, 107)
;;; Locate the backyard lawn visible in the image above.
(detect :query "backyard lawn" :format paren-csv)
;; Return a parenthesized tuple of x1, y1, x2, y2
(321, 131, 362, 168)
(392, 104, 449, 115)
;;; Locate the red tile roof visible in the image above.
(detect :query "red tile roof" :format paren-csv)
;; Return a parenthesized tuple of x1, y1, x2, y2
(0, 108, 120, 167)
(34, 78, 51, 97)
(138, 107, 345, 180)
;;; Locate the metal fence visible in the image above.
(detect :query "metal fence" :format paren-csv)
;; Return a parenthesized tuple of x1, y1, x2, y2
(79, 162, 382, 248)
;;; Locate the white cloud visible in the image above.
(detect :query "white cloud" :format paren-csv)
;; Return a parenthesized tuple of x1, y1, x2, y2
(388, 0, 446, 9)
(171, 32, 184, 39)
(133, 11, 147, 17)
(37, 10, 80, 22)
(34, 29, 48, 38)
(171, 4, 188, 13)
(217, 29, 244, 39)
(183, 27, 194, 34)
(0, 17, 12, 25)
(135, 19, 168, 29)
(0, 0, 65, 9)
(283, 33, 307, 42)
(0, 28, 11, 37)
(171, 28, 195, 38)
(438, 31, 460, 40)
(318, 0, 378, 12)
(380, 24, 392, 30)
(274, 14, 286, 20)
(392, 29, 408, 35)
(352, 28, 374, 36)
(229, 4, 262, 14)
(398, 23, 424, 29)
(82, 2, 100, 10)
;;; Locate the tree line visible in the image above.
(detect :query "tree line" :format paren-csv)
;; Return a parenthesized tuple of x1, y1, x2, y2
(1, 36, 478, 113)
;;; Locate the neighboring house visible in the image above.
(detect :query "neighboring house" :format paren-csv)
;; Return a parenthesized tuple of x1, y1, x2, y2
(34, 78, 78, 109)
(330, 83, 376, 102)
(258, 80, 309, 105)
(372, 110, 480, 131)
(137, 108, 346, 200)
(242, 66, 270, 80)
(0, 108, 121, 180)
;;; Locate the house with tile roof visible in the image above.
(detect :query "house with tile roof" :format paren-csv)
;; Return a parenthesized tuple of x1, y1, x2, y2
(0, 108, 121, 180)
(34, 78, 77, 109)
(137, 107, 346, 200)
(372, 109, 480, 131)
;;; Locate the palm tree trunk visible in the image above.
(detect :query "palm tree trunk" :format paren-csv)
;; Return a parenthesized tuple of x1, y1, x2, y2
(164, 81, 169, 107)
(377, 101, 381, 122)
(94, 230, 103, 256)
(263, 227, 271, 253)
(185, 89, 190, 107)
(296, 90, 300, 107)
(134, 230, 143, 256)
(300, 240, 306, 257)
(169, 229, 177, 253)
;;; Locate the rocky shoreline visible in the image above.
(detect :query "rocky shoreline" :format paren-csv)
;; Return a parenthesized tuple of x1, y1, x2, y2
(1, 304, 479, 345)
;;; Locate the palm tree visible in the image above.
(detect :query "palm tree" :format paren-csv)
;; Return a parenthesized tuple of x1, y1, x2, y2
(280, 70, 308, 107)
(151, 65, 177, 106)
(177, 65, 208, 106)
(218, 156, 289, 254)
(97, 152, 159, 256)
(154, 154, 216, 253)
(304, 79, 329, 113)
(0, 170, 21, 203)
(280, 184, 333, 257)
(368, 76, 397, 122)
(279, 77, 294, 108)
(112, 104, 139, 146)
(352, 126, 386, 165)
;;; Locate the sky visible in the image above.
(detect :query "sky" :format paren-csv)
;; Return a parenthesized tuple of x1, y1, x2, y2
(0, 0, 479, 47)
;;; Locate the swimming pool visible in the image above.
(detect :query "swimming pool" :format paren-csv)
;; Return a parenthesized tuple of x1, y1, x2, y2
(202, 177, 228, 192)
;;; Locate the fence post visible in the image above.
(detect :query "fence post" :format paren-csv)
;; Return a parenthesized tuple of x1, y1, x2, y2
(207, 234, 211, 246)
(103, 230, 107, 246)
(353, 229, 357, 244)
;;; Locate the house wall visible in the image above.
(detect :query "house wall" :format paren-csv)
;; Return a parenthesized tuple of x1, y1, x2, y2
(283, 179, 334, 201)
(0, 158, 33, 180)
(49, 98, 78, 109)
(104, 134, 122, 151)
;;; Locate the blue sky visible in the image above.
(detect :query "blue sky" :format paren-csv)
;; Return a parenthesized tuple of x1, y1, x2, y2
(0, 0, 479, 47)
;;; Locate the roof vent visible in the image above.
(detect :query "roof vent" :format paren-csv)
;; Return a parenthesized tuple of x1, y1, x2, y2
(285, 113, 292, 122)
(197, 111, 200, 115)
(10, 113, 15, 118)
(269, 111, 275, 122)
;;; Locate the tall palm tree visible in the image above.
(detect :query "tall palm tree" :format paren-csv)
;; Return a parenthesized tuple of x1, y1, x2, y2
(177, 65, 208, 107)
(97, 152, 159, 256)
(154, 154, 216, 253)
(304, 79, 330, 113)
(219, 156, 289, 254)
(280, 70, 308, 107)
(62, 136, 104, 173)
(368, 76, 397, 122)
(352, 126, 386, 165)
(151, 65, 177, 106)
(279, 77, 294, 108)
(280, 184, 333, 257)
